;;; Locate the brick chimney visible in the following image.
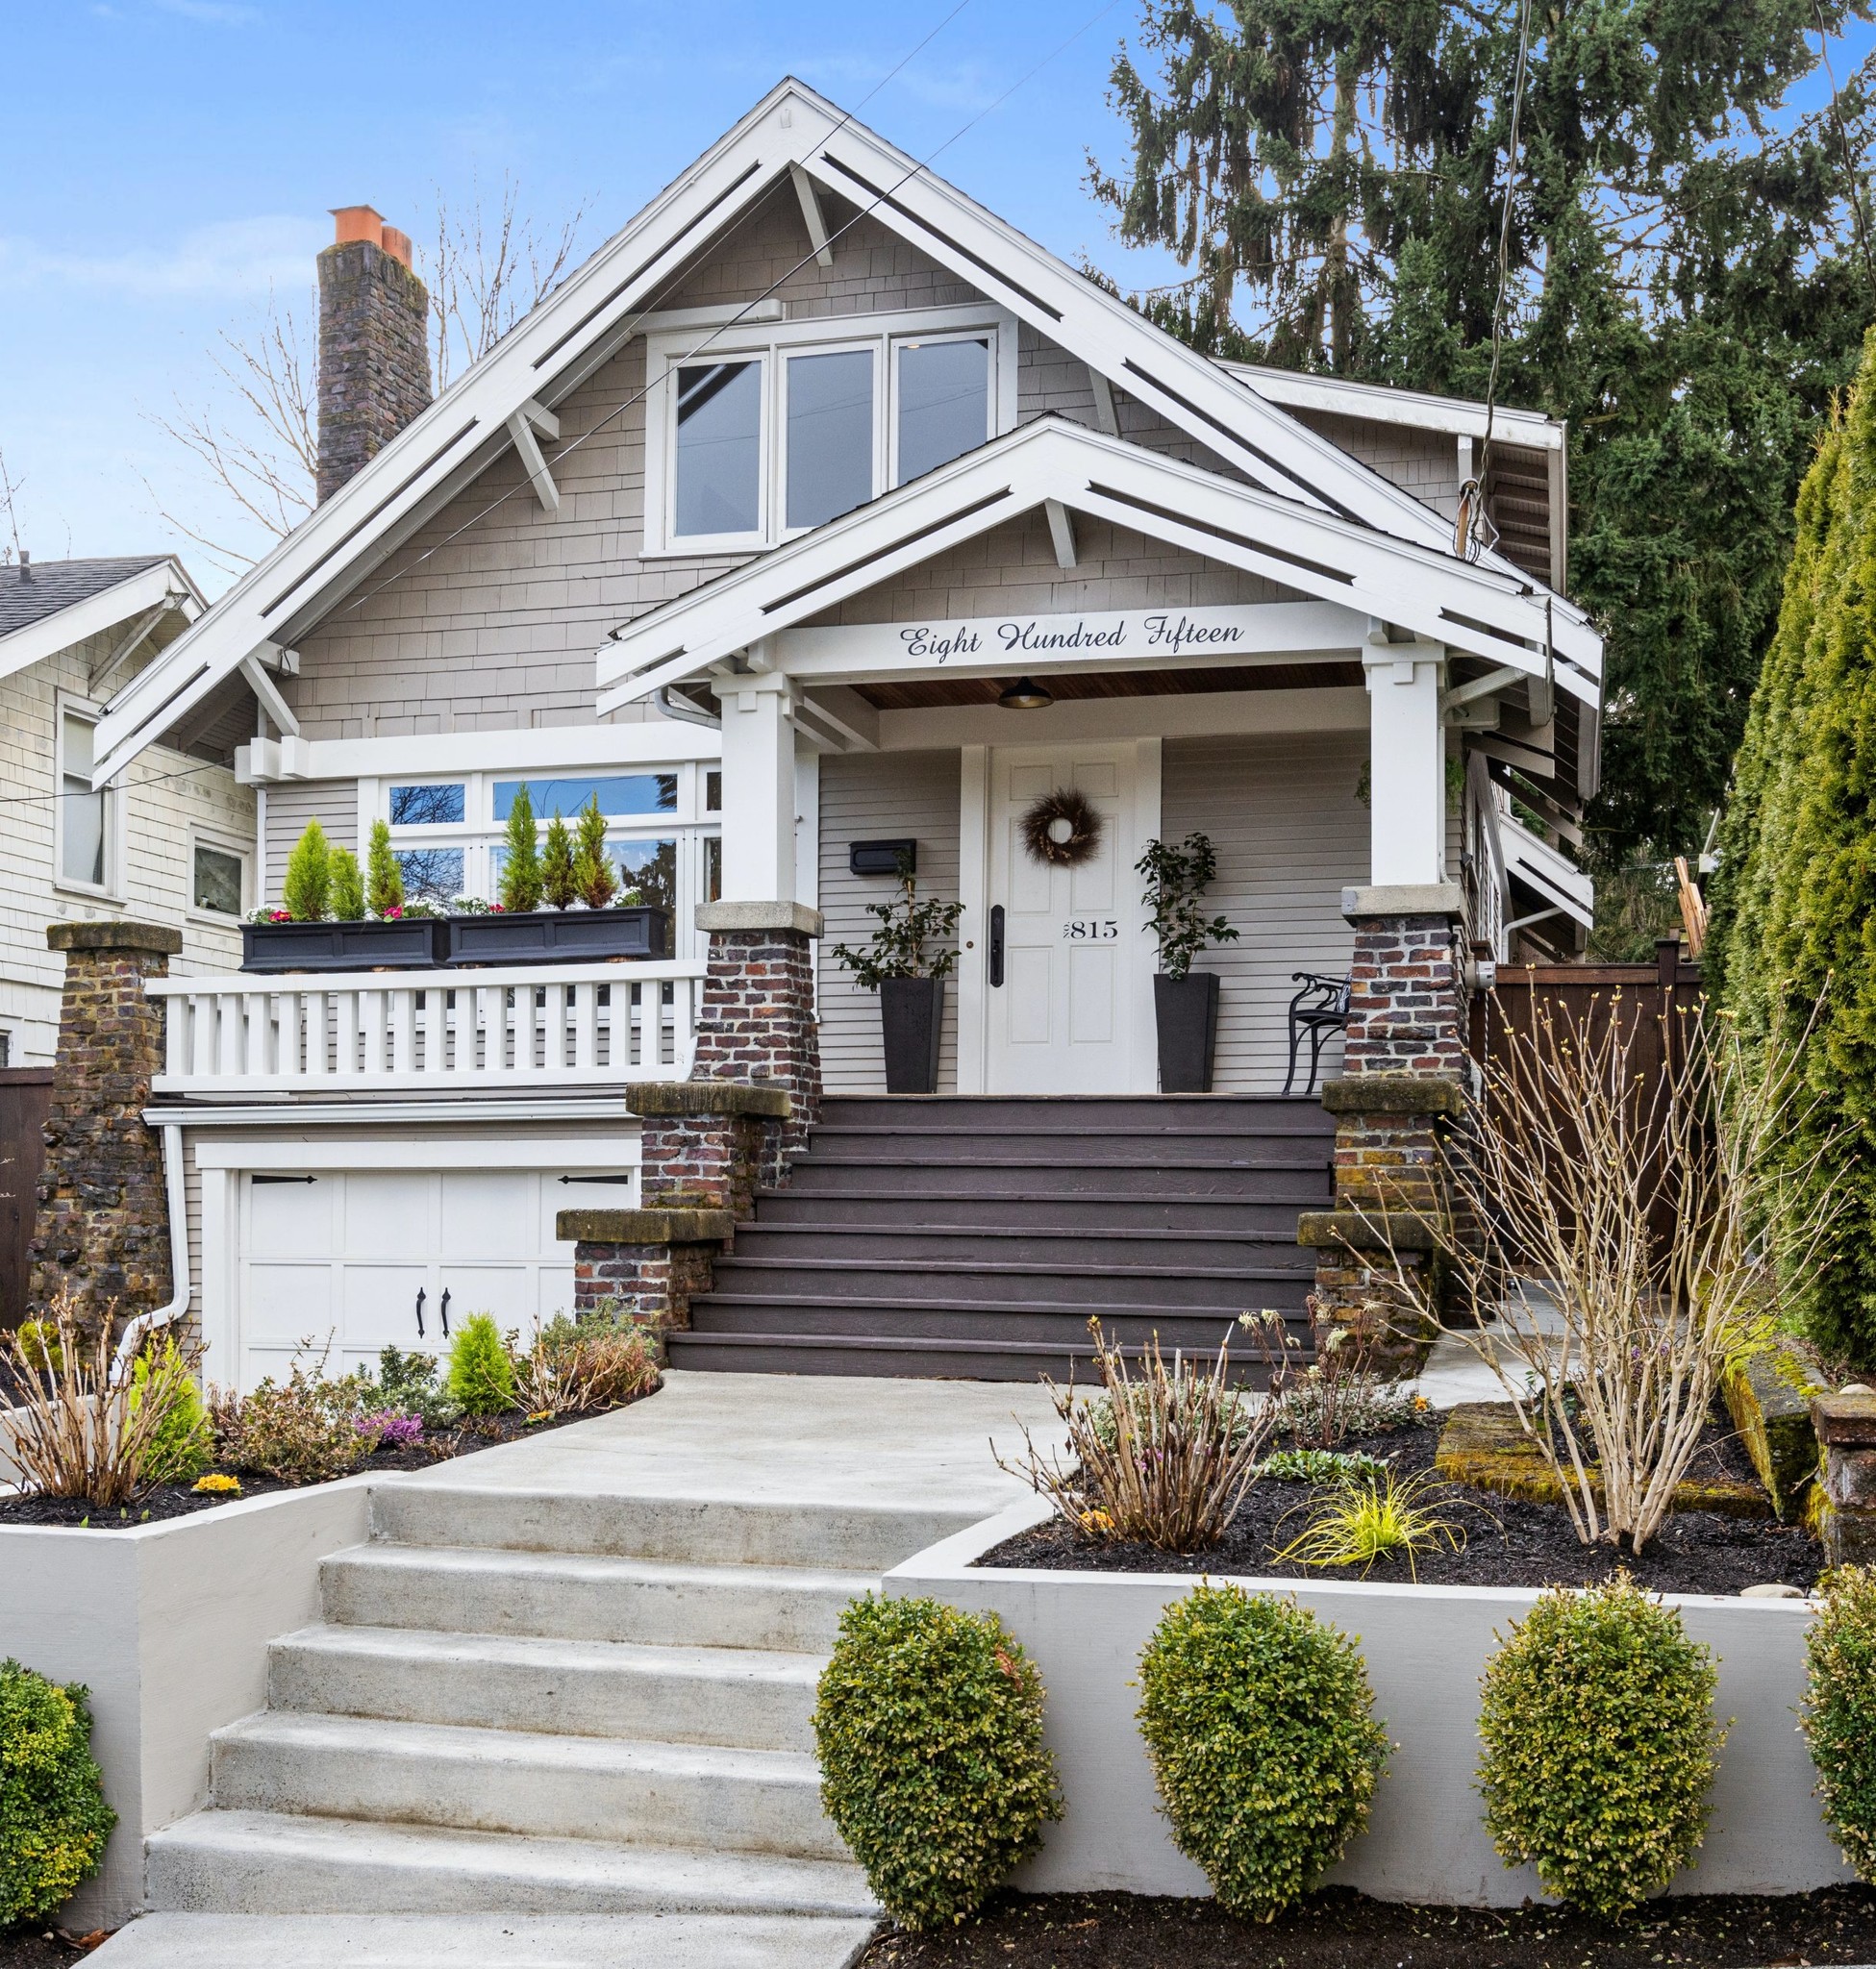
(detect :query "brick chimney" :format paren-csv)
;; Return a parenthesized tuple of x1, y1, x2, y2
(316, 204, 433, 503)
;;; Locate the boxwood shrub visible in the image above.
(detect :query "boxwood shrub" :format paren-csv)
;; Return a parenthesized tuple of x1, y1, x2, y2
(1136, 1582, 1388, 1920)
(1477, 1577, 1723, 1916)
(813, 1595, 1062, 1930)
(0, 1659, 116, 1926)
(1804, 1563, 1876, 1876)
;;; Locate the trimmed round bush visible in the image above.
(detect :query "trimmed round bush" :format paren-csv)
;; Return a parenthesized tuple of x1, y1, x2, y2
(1136, 1582, 1388, 1920)
(1477, 1577, 1723, 1916)
(0, 1659, 116, 1926)
(813, 1595, 1062, 1930)
(1804, 1563, 1876, 1876)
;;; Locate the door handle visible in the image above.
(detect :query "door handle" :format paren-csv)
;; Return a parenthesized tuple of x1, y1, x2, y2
(439, 1287, 451, 1338)
(414, 1287, 427, 1339)
(988, 905, 1005, 988)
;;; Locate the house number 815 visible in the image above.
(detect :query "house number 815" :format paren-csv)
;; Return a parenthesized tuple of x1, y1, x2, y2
(1062, 919, 1119, 940)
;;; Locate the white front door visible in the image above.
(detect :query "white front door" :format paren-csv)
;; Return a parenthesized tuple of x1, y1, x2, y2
(985, 743, 1143, 1094)
(236, 1167, 618, 1386)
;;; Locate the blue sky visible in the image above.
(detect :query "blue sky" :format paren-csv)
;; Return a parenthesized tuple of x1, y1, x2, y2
(3, 0, 1871, 590)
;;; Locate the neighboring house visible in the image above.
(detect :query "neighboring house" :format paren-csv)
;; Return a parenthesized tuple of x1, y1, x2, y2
(85, 81, 1604, 1391)
(0, 552, 260, 1065)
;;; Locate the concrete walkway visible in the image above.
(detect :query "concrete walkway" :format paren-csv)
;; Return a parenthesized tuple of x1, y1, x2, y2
(87, 1912, 876, 1967)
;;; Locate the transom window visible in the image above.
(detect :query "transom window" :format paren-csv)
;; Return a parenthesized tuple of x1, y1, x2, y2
(645, 308, 1016, 554)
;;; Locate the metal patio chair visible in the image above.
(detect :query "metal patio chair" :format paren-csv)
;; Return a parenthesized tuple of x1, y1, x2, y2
(1285, 970, 1351, 1096)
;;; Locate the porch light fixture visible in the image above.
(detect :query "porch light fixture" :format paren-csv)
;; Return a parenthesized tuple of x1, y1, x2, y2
(998, 676, 1053, 710)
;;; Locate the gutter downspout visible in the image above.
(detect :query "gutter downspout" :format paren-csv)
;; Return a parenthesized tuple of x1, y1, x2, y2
(654, 685, 721, 731)
(111, 1116, 190, 1383)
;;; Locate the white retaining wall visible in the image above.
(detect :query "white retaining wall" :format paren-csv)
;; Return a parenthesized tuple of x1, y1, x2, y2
(891, 1497, 1853, 1907)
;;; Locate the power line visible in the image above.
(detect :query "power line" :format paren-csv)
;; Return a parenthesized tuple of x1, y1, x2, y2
(324, 0, 1125, 631)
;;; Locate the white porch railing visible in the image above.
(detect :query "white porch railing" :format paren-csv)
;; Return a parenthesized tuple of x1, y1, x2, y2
(148, 960, 707, 1095)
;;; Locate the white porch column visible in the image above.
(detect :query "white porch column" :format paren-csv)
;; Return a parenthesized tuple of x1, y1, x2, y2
(1363, 644, 1445, 887)
(713, 674, 797, 904)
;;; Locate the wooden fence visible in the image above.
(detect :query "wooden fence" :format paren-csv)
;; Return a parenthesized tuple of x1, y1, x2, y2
(0, 1069, 52, 1331)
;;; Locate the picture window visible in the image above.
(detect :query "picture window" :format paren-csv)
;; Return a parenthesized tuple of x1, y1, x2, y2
(192, 841, 246, 916)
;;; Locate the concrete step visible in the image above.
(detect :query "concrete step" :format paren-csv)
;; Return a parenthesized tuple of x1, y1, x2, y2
(663, 1329, 1286, 1383)
(210, 1710, 848, 1860)
(145, 1808, 878, 1917)
(752, 1188, 1326, 1233)
(320, 1544, 872, 1652)
(369, 1482, 975, 1571)
(727, 1221, 1307, 1267)
(87, 1912, 878, 1969)
(268, 1625, 821, 1754)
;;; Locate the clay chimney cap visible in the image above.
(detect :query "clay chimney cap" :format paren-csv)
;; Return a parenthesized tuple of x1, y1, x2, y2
(328, 205, 413, 268)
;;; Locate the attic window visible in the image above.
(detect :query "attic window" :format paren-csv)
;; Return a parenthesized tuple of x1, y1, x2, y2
(645, 306, 1015, 555)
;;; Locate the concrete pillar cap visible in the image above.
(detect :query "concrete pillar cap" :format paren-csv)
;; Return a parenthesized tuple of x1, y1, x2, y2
(47, 920, 184, 956)
(695, 901, 824, 936)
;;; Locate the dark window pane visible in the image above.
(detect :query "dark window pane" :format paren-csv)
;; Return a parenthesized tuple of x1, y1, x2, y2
(674, 361, 761, 536)
(896, 337, 990, 485)
(705, 835, 722, 903)
(395, 847, 463, 905)
(610, 838, 678, 914)
(389, 783, 465, 825)
(787, 349, 873, 528)
(705, 770, 721, 812)
(193, 844, 244, 915)
(493, 775, 676, 820)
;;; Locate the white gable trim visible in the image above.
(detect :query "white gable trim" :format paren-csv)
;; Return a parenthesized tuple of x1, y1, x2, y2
(594, 417, 1601, 714)
(92, 79, 1587, 787)
(0, 558, 201, 688)
(1501, 810, 1594, 929)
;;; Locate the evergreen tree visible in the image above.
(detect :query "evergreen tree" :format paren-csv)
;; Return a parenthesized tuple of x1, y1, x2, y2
(540, 811, 578, 910)
(1095, 1, 1876, 869)
(328, 847, 364, 922)
(365, 818, 405, 917)
(280, 821, 331, 923)
(572, 795, 618, 910)
(1711, 328, 1876, 1362)
(498, 784, 542, 912)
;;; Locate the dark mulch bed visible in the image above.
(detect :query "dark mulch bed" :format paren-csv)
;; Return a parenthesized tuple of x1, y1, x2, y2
(860, 1885, 1876, 1968)
(981, 1416, 1822, 1595)
(0, 1928, 104, 1966)
(0, 1406, 615, 1532)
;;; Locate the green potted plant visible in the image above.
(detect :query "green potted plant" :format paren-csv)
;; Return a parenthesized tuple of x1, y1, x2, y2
(831, 858, 963, 1094)
(243, 820, 448, 972)
(1138, 832, 1238, 1093)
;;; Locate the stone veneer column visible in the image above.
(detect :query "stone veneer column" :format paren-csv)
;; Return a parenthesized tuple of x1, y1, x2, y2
(1298, 885, 1470, 1374)
(689, 901, 823, 1180)
(28, 921, 182, 1335)
(1812, 1392, 1876, 1565)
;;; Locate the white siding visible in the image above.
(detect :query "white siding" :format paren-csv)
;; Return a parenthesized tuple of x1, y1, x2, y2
(263, 781, 359, 906)
(1162, 732, 1368, 1092)
(817, 751, 963, 1093)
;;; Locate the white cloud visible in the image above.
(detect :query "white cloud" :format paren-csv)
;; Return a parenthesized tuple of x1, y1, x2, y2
(0, 214, 326, 301)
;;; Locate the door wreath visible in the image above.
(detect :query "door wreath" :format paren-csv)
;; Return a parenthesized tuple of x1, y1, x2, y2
(1020, 787, 1104, 867)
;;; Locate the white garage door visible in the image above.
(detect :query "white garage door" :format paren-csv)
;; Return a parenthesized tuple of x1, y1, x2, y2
(238, 1167, 631, 1384)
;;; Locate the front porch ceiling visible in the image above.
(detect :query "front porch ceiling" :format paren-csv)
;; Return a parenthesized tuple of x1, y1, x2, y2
(855, 660, 1364, 711)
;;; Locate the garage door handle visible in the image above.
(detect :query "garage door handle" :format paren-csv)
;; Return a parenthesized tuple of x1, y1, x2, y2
(988, 905, 1005, 988)
(439, 1288, 451, 1338)
(414, 1287, 427, 1339)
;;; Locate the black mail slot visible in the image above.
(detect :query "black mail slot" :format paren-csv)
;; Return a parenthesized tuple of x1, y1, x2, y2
(849, 838, 917, 878)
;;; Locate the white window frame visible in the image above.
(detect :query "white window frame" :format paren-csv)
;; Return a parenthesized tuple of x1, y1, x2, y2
(186, 825, 254, 927)
(642, 304, 1018, 558)
(53, 692, 120, 903)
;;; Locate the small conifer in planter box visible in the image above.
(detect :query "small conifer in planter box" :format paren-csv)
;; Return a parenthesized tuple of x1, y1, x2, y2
(830, 858, 963, 1093)
(242, 820, 447, 971)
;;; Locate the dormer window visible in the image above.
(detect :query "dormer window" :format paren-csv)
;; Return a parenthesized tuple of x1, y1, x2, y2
(646, 306, 1015, 555)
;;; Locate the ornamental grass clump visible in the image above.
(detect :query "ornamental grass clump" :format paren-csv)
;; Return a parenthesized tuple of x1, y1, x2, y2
(513, 1310, 661, 1418)
(1803, 1563, 1876, 1876)
(0, 1659, 116, 1926)
(999, 1318, 1272, 1551)
(446, 1312, 518, 1417)
(813, 1595, 1061, 1930)
(1276, 1470, 1466, 1579)
(1137, 1583, 1387, 1921)
(1477, 1577, 1723, 1917)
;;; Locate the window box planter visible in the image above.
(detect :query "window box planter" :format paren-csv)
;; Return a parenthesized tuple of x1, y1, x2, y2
(1153, 972, 1220, 1093)
(442, 905, 671, 968)
(881, 976, 944, 1093)
(241, 917, 450, 973)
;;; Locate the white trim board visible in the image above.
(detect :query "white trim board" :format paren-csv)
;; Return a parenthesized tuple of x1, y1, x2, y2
(1225, 364, 1564, 449)
(877, 685, 1369, 752)
(149, 1097, 642, 1128)
(0, 558, 202, 687)
(236, 719, 720, 787)
(191, 1134, 642, 1172)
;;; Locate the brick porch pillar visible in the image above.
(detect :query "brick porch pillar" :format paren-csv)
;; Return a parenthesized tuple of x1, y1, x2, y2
(28, 920, 182, 1336)
(1300, 885, 1470, 1375)
(690, 901, 822, 1180)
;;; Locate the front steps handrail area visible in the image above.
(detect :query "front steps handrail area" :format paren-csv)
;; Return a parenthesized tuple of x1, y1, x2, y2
(667, 1093, 1336, 1382)
(143, 1478, 995, 1918)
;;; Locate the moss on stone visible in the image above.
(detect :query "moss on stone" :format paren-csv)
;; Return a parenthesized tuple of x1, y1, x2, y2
(1721, 1345, 1823, 1520)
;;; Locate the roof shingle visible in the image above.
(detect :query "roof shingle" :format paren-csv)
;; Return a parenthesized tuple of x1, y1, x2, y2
(0, 556, 170, 640)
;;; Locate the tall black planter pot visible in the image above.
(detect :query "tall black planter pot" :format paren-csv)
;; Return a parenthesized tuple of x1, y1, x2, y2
(1154, 972, 1220, 1094)
(880, 977, 944, 1094)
